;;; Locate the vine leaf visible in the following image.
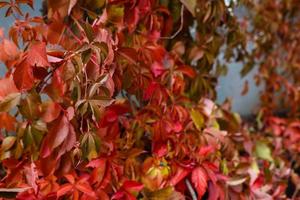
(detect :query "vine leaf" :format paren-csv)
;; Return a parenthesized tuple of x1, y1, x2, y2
(27, 42, 50, 67)
(13, 60, 34, 90)
(191, 166, 208, 199)
(179, 0, 196, 16)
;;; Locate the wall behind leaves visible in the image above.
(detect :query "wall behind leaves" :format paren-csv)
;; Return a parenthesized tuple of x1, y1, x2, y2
(216, 62, 261, 116)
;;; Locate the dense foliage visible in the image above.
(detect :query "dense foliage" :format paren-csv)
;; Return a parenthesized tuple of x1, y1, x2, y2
(0, 0, 299, 199)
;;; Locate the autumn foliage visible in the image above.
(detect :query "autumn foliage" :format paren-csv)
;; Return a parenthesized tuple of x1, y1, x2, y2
(0, 0, 299, 199)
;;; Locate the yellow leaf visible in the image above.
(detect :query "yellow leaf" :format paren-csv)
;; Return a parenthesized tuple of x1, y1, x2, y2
(180, 0, 196, 16)
(1, 136, 16, 151)
(190, 109, 204, 130)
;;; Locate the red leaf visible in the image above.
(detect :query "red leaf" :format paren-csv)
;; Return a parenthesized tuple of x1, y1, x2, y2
(51, 115, 69, 148)
(153, 142, 167, 157)
(39, 153, 57, 176)
(41, 101, 62, 123)
(0, 77, 18, 100)
(45, 69, 65, 100)
(47, 15, 65, 44)
(169, 166, 190, 186)
(117, 47, 138, 65)
(207, 182, 222, 200)
(111, 191, 126, 200)
(24, 162, 38, 194)
(122, 180, 144, 193)
(125, 7, 140, 33)
(57, 122, 76, 158)
(32, 66, 48, 80)
(87, 158, 107, 184)
(64, 174, 75, 184)
(0, 39, 20, 62)
(57, 184, 73, 197)
(151, 61, 165, 77)
(87, 158, 106, 168)
(13, 60, 34, 91)
(198, 145, 214, 157)
(191, 166, 208, 199)
(95, 189, 109, 200)
(146, 45, 166, 62)
(40, 114, 71, 158)
(99, 110, 118, 127)
(66, 106, 75, 120)
(26, 42, 50, 67)
(143, 81, 159, 100)
(0, 113, 16, 131)
(105, 75, 115, 97)
(75, 181, 96, 197)
(177, 65, 196, 78)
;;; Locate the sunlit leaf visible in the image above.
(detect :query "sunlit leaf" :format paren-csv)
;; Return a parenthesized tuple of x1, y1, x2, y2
(0, 93, 21, 112)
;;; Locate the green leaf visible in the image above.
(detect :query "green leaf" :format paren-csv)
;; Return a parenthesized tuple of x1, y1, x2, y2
(81, 49, 92, 64)
(23, 125, 45, 151)
(81, 133, 100, 161)
(88, 0, 105, 9)
(0, 93, 21, 112)
(107, 5, 124, 24)
(220, 159, 228, 175)
(190, 109, 204, 130)
(255, 141, 273, 162)
(87, 135, 98, 160)
(80, 22, 95, 43)
(19, 92, 41, 120)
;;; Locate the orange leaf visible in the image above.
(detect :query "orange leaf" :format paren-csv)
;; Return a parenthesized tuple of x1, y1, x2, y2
(41, 101, 62, 123)
(40, 114, 70, 157)
(57, 184, 73, 197)
(26, 42, 50, 67)
(169, 166, 190, 186)
(45, 70, 65, 100)
(64, 174, 75, 184)
(75, 181, 96, 197)
(13, 60, 35, 91)
(0, 113, 16, 131)
(0, 39, 20, 62)
(0, 77, 19, 100)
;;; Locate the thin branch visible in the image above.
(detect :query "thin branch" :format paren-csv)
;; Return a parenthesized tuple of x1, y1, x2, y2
(159, 5, 184, 40)
(185, 179, 197, 200)
(36, 63, 62, 93)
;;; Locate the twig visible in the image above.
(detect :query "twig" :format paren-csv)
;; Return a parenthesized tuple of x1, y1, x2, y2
(185, 179, 197, 200)
(36, 63, 62, 93)
(159, 5, 184, 40)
